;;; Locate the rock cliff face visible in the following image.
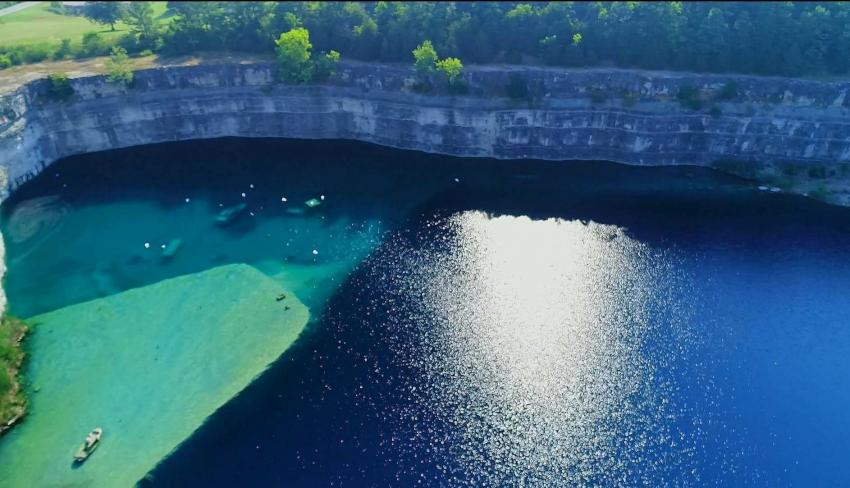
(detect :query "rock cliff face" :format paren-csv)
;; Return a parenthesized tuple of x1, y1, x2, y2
(2, 61, 850, 198)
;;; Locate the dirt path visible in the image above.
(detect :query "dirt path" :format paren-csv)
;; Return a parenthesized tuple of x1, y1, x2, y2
(0, 1, 39, 17)
(0, 51, 273, 94)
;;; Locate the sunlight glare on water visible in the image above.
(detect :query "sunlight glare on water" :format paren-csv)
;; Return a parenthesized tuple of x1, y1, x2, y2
(380, 211, 716, 485)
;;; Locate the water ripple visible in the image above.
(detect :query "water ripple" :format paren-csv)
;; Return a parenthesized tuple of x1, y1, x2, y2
(363, 211, 732, 486)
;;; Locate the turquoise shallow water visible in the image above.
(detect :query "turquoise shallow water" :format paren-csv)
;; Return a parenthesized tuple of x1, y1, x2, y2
(0, 264, 309, 486)
(2, 181, 382, 318)
(0, 138, 452, 484)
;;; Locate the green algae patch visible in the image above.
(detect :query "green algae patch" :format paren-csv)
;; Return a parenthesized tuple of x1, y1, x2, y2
(0, 264, 309, 487)
(0, 316, 28, 435)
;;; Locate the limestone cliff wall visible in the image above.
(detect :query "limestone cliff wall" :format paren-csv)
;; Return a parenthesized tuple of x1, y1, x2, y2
(2, 61, 850, 196)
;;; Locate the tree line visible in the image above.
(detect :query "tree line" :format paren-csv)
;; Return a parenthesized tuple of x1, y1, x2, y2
(5, 2, 850, 79)
(159, 1, 850, 78)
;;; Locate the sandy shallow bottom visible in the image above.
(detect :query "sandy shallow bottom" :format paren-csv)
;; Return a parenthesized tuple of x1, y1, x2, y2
(0, 264, 309, 487)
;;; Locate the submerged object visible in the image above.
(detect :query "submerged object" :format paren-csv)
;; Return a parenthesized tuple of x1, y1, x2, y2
(5, 195, 71, 253)
(215, 203, 247, 225)
(161, 239, 183, 259)
(305, 198, 322, 208)
(74, 428, 102, 463)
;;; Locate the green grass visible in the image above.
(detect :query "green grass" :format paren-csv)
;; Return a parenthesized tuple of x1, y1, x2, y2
(0, 2, 172, 49)
(0, 316, 27, 432)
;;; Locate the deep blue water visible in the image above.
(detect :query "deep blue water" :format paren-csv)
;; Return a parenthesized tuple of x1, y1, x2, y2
(5, 139, 850, 486)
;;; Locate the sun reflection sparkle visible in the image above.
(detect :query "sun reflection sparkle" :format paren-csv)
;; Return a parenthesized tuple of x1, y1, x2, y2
(379, 211, 714, 485)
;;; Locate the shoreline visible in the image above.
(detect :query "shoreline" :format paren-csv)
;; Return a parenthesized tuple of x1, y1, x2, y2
(0, 316, 28, 436)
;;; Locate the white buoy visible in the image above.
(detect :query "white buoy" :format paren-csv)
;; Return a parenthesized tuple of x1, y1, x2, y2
(249, 212, 255, 216)
(312, 249, 319, 255)
(185, 197, 190, 203)
(250, 184, 254, 189)
(320, 195, 325, 200)
(144, 242, 150, 249)
(161, 244, 166, 249)
(454, 178, 460, 183)
(241, 192, 246, 198)
(281, 197, 287, 202)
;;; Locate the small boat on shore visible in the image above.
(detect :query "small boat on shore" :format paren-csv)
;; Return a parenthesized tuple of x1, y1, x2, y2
(74, 427, 102, 463)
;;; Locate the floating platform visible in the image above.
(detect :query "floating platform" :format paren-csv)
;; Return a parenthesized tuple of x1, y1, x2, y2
(0, 264, 309, 487)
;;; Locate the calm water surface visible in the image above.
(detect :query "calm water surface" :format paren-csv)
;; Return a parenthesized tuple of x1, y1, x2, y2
(3, 139, 850, 486)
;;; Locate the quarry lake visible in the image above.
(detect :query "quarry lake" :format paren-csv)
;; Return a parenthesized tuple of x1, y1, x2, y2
(1, 138, 849, 486)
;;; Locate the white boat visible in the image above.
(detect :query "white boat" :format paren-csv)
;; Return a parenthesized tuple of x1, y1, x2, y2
(74, 427, 102, 463)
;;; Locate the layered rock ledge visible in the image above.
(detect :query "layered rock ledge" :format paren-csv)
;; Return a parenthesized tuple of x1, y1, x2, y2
(2, 61, 850, 203)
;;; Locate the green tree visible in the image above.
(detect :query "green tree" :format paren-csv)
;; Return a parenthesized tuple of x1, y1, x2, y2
(275, 27, 314, 83)
(226, 1, 273, 51)
(314, 49, 341, 81)
(504, 3, 540, 61)
(47, 1, 65, 15)
(436, 57, 463, 85)
(572, 33, 582, 46)
(299, 2, 377, 59)
(46, 73, 74, 101)
(54, 39, 73, 60)
(162, 2, 226, 53)
(82, 2, 125, 31)
(105, 46, 133, 86)
(412, 40, 438, 77)
(123, 2, 160, 49)
(80, 32, 108, 57)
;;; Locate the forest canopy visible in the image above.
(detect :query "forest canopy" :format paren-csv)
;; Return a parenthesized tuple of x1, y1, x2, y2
(3, 2, 849, 78)
(159, 1, 850, 77)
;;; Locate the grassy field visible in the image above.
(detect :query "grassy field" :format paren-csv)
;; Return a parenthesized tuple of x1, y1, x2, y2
(0, 2, 172, 49)
(0, 316, 27, 434)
